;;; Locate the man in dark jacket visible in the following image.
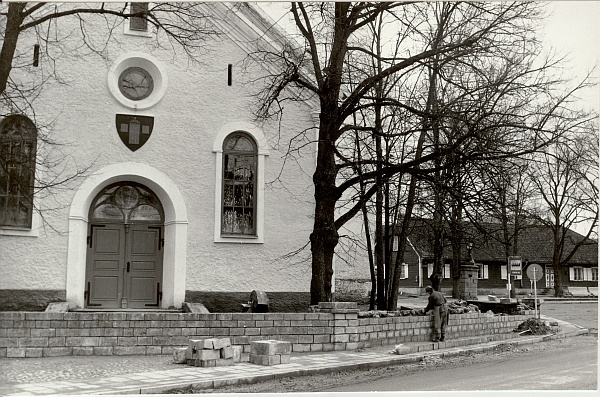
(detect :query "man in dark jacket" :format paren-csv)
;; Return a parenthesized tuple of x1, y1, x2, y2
(424, 286, 449, 342)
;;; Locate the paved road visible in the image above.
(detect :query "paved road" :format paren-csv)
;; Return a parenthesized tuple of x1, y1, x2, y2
(324, 336, 597, 392)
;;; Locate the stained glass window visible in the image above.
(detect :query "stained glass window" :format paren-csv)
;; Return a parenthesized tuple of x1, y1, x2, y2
(222, 132, 257, 236)
(89, 182, 163, 223)
(0, 115, 37, 228)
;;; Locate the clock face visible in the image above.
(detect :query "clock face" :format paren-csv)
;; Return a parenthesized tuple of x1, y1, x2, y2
(118, 66, 154, 100)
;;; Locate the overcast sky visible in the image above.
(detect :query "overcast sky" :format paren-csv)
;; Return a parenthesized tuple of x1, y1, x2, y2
(261, 1, 599, 110)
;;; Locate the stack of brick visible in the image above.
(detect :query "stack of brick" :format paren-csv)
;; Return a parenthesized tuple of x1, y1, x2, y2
(186, 337, 236, 367)
(249, 340, 292, 365)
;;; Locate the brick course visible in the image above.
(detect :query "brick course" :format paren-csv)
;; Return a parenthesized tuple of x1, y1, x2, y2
(0, 306, 535, 358)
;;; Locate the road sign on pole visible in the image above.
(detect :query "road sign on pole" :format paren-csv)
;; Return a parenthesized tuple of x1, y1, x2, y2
(509, 256, 522, 276)
(526, 263, 544, 319)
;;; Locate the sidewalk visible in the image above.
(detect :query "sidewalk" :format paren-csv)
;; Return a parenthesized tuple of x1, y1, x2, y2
(0, 315, 590, 396)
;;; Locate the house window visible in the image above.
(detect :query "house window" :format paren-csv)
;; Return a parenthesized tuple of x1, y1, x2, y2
(477, 263, 488, 279)
(221, 132, 257, 236)
(0, 115, 37, 228)
(572, 267, 584, 281)
(400, 263, 409, 279)
(444, 264, 451, 279)
(592, 267, 598, 282)
(129, 2, 148, 31)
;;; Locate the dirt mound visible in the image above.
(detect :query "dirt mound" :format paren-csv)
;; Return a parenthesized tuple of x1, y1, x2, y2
(514, 318, 553, 335)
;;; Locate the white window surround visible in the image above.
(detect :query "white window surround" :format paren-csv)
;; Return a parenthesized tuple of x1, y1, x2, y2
(123, 2, 154, 37)
(0, 212, 40, 236)
(107, 52, 168, 110)
(213, 122, 269, 243)
(66, 162, 188, 310)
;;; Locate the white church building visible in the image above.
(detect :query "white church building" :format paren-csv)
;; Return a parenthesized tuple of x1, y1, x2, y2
(0, 3, 332, 312)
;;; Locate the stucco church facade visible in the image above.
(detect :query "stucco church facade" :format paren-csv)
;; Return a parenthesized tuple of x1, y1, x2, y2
(0, 3, 323, 312)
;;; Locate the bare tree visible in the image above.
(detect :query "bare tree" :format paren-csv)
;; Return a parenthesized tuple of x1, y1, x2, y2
(529, 124, 599, 296)
(250, 2, 584, 306)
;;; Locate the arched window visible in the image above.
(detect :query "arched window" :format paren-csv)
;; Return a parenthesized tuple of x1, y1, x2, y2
(0, 115, 37, 228)
(89, 182, 163, 223)
(221, 132, 257, 236)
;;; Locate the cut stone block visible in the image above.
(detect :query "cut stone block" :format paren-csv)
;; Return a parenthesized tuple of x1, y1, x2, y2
(250, 353, 280, 366)
(45, 302, 69, 312)
(211, 337, 231, 350)
(232, 345, 242, 363)
(317, 302, 357, 310)
(172, 347, 187, 364)
(182, 302, 210, 313)
(195, 348, 220, 361)
(221, 346, 234, 359)
(190, 357, 234, 367)
(280, 354, 291, 364)
(251, 340, 292, 356)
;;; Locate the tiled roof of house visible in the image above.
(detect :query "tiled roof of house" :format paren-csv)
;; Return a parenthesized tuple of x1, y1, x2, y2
(396, 220, 598, 265)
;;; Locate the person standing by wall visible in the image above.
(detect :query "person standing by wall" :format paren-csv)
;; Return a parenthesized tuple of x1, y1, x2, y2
(424, 286, 449, 341)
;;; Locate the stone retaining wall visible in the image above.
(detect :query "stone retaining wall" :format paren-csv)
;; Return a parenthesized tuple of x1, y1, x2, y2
(0, 303, 535, 358)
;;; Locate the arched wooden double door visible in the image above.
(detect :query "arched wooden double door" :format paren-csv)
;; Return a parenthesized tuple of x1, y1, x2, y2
(85, 182, 164, 309)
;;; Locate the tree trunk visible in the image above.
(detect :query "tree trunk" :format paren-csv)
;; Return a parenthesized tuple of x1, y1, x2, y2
(0, 3, 26, 96)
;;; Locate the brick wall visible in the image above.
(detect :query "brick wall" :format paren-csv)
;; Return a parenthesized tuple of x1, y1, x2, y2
(0, 304, 535, 358)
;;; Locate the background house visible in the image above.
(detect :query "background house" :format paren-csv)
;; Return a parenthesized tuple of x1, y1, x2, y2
(336, 221, 598, 302)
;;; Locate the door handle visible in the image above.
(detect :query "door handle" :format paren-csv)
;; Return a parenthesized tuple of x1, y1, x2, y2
(127, 262, 130, 273)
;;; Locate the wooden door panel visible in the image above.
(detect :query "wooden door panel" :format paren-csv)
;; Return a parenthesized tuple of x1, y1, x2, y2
(131, 229, 157, 255)
(92, 276, 119, 300)
(94, 229, 122, 253)
(131, 260, 156, 271)
(126, 225, 163, 308)
(129, 277, 156, 301)
(94, 260, 120, 270)
(86, 225, 124, 307)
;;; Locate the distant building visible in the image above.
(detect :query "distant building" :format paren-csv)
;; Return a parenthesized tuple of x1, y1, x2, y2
(336, 221, 598, 301)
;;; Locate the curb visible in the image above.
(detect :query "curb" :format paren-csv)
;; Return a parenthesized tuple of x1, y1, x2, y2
(121, 328, 590, 395)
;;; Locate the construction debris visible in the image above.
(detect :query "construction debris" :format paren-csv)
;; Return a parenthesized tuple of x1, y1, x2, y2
(513, 318, 553, 335)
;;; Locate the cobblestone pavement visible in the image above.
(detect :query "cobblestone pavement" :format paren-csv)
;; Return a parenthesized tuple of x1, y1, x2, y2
(0, 315, 589, 396)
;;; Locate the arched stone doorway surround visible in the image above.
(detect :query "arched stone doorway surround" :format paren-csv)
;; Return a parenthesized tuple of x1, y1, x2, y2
(66, 162, 188, 309)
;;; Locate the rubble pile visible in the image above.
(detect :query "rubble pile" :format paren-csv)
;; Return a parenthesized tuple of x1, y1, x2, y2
(446, 300, 480, 314)
(358, 300, 480, 318)
(513, 318, 553, 335)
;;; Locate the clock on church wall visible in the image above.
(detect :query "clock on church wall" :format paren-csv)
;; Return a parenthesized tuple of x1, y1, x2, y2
(118, 66, 154, 101)
(107, 52, 168, 110)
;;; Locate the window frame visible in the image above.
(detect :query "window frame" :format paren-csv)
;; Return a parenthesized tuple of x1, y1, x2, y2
(124, 2, 153, 37)
(477, 263, 488, 280)
(220, 132, 257, 237)
(0, 115, 37, 230)
(212, 123, 269, 244)
(571, 266, 584, 281)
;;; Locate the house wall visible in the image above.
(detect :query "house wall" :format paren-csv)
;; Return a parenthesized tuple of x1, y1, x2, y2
(0, 5, 317, 311)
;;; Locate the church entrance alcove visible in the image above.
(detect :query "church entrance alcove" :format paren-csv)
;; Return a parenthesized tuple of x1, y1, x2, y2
(85, 182, 164, 309)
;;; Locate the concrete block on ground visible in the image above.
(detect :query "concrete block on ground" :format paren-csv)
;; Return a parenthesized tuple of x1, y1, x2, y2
(250, 353, 281, 366)
(211, 337, 231, 350)
(172, 347, 187, 364)
(195, 348, 220, 360)
(221, 345, 234, 359)
(250, 340, 292, 356)
(45, 302, 69, 312)
(232, 345, 242, 363)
